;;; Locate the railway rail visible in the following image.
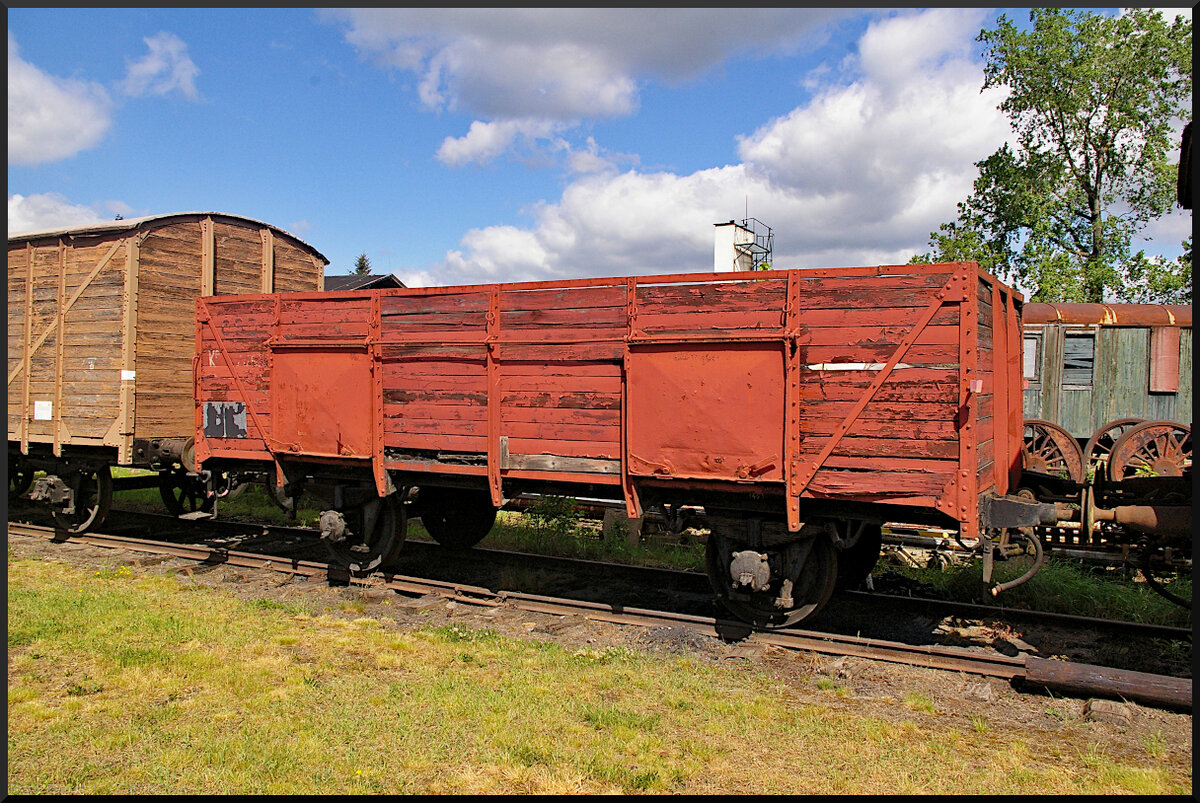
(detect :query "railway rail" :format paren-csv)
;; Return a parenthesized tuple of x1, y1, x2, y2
(8, 520, 1190, 712)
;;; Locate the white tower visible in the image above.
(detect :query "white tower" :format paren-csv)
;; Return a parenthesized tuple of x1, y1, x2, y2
(713, 219, 772, 272)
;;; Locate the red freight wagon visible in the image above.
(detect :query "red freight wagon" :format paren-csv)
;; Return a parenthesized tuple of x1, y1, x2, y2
(195, 261, 1056, 625)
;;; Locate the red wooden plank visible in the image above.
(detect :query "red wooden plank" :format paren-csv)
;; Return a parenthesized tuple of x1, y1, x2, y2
(500, 285, 628, 311)
(383, 389, 487, 406)
(276, 321, 371, 340)
(806, 470, 952, 496)
(802, 343, 959, 364)
(501, 362, 622, 378)
(501, 307, 626, 327)
(793, 287, 947, 309)
(383, 401, 487, 421)
(818, 454, 957, 474)
(792, 272, 953, 292)
(637, 309, 785, 332)
(381, 292, 490, 316)
(499, 375, 622, 394)
(500, 343, 624, 362)
(799, 398, 958, 421)
(505, 437, 622, 460)
(383, 432, 487, 452)
(800, 435, 959, 460)
(799, 307, 960, 328)
(636, 281, 788, 310)
(386, 416, 487, 437)
(501, 390, 621, 410)
(797, 324, 961, 347)
(502, 406, 620, 426)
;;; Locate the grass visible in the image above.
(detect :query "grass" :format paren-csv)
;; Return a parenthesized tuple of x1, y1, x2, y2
(882, 552, 1192, 628)
(7, 553, 1192, 795)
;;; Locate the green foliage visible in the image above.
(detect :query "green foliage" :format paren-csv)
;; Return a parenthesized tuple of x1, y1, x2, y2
(914, 9, 1192, 303)
(521, 495, 585, 538)
(885, 555, 1191, 627)
(351, 252, 372, 275)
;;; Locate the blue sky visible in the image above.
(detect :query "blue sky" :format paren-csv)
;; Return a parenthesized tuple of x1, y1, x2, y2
(7, 8, 1191, 289)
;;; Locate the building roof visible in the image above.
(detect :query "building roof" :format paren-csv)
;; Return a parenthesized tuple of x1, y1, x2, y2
(323, 273, 406, 291)
(7, 211, 328, 264)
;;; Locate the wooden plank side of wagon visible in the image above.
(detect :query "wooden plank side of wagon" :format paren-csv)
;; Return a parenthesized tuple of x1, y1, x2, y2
(787, 265, 978, 534)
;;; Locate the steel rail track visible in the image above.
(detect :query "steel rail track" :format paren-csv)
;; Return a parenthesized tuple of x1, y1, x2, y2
(399, 538, 1194, 644)
(8, 521, 1191, 712)
(76, 503, 1194, 644)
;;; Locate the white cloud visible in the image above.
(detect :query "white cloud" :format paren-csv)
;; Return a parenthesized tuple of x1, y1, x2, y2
(436, 118, 567, 166)
(8, 192, 105, 233)
(7, 30, 113, 166)
(121, 31, 200, 100)
(414, 9, 1014, 287)
(326, 9, 850, 164)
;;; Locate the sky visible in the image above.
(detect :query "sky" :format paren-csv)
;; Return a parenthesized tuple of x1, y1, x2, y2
(7, 7, 1192, 290)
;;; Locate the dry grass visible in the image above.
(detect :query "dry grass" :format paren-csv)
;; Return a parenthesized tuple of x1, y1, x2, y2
(7, 553, 1191, 795)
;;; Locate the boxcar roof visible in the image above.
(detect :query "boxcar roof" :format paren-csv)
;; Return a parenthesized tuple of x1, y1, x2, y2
(1024, 302, 1191, 327)
(7, 211, 328, 264)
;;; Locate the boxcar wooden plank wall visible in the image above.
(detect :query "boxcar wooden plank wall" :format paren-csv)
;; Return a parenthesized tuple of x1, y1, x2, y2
(135, 222, 204, 438)
(9, 213, 327, 466)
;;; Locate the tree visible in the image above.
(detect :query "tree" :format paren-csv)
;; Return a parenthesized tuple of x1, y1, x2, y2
(351, 252, 372, 275)
(913, 9, 1191, 303)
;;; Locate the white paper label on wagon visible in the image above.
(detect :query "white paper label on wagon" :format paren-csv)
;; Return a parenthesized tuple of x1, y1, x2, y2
(806, 362, 913, 371)
(33, 400, 53, 420)
(121, 370, 136, 381)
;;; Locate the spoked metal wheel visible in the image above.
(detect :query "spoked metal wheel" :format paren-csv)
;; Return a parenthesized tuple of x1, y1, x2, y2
(325, 494, 406, 574)
(1022, 419, 1084, 484)
(418, 486, 497, 549)
(52, 465, 114, 534)
(158, 469, 215, 517)
(1083, 418, 1145, 482)
(1108, 421, 1191, 480)
(705, 524, 838, 629)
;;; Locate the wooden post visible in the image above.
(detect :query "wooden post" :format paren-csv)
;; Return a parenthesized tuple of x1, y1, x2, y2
(117, 233, 142, 464)
(261, 228, 275, 293)
(21, 242, 34, 454)
(201, 216, 215, 296)
(53, 239, 67, 456)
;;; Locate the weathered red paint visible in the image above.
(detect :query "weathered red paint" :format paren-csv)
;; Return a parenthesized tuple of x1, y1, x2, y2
(195, 262, 1025, 535)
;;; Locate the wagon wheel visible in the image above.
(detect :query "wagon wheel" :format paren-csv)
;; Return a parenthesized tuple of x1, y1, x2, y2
(705, 525, 838, 629)
(1108, 421, 1191, 481)
(1021, 419, 1084, 484)
(831, 519, 883, 591)
(158, 469, 215, 517)
(52, 465, 113, 534)
(326, 494, 406, 574)
(1083, 418, 1146, 482)
(418, 486, 497, 549)
(9, 456, 35, 500)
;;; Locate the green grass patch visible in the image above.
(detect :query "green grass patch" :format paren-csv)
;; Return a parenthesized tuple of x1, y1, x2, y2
(883, 554, 1191, 628)
(7, 554, 1191, 795)
(439, 496, 707, 573)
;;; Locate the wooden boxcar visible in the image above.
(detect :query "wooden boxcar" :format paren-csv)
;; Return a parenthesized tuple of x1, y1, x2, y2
(8, 212, 327, 530)
(195, 261, 1057, 625)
